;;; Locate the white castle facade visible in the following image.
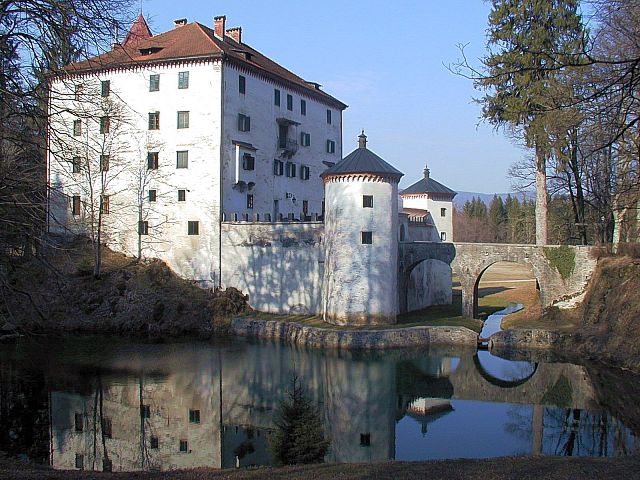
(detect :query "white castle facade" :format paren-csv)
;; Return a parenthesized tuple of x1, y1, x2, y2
(48, 14, 455, 325)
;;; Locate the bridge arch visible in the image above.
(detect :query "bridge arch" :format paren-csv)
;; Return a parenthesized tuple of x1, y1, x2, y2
(472, 353, 539, 389)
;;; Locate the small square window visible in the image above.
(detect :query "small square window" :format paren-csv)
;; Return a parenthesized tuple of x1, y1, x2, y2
(326, 140, 336, 154)
(141, 404, 150, 419)
(72, 195, 81, 216)
(148, 190, 157, 202)
(300, 132, 311, 147)
(176, 151, 188, 169)
(238, 113, 250, 132)
(273, 159, 284, 176)
(100, 116, 110, 134)
(100, 154, 109, 172)
(360, 433, 371, 446)
(178, 189, 186, 202)
(361, 231, 372, 244)
(189, 409, 201, 423)
(441, 232, 447, 241)
(188, 221, 199, 235)
(101, 80, 110, 97)
(326, 109, 332, 124)
(73, 119, 82, 136)
(285, 161, 296, 178)
(274, 89, 280, 106)
(150, 436, 159, 449)
(441, 207, 447, 217)
(300, 165, 310, 180)
(101, 417, 112, 438)
(72, 156, 81, 173)
(242, 154, 255, 170)
(363, 195, 373, 208)
(239, 75, 246, 94)
(101, 195, 109, 215)
(247, 194, 254, 209)
(179, 439, 188, 453)
(75, 454, 84, 470)
(75, 413, 83, 432)
(149, 74, 160, 92)
(287, 94, 293, 111)
(300, 99, 306, 115)
(177, 111, 189, 129)
(148, 112, 160, 130)
(139, 221, 149, 235)
(178, 71, 189, 89)
(147, 152, 159, 170)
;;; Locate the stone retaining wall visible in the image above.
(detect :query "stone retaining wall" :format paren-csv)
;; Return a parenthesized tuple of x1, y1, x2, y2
(230, 317, 478, 350)
(489, 329, 561, 350)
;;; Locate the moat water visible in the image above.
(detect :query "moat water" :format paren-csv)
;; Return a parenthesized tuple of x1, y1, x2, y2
(0, 333, 638, 472)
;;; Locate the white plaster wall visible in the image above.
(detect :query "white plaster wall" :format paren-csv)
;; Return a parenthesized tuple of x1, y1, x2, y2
(48, 61, 224, 284)
(401, 194, 454, 242)
(221, 64, 343, 220)
(220, 222, 324, 314)
(323, 178, 399, 325)
(406, 259, 453, 311)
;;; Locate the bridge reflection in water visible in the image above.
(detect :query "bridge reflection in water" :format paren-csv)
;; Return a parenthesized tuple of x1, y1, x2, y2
(0, 337, 636, 472)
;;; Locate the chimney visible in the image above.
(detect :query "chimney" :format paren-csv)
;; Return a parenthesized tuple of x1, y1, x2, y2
(358, 130, 367, 149)
(424, 163, 430, 179)
(214, 15, 226, 38)
(226, 26, 242, 43)
(174, 18, 187, 28)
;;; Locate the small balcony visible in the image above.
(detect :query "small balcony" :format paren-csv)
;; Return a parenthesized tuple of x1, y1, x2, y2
(279, 137, 298, 158)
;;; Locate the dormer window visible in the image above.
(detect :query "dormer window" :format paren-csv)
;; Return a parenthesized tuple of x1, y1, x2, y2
(139, 47, 163, 56)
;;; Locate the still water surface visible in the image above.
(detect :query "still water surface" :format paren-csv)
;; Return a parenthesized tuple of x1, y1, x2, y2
(0, 335, 637, 472)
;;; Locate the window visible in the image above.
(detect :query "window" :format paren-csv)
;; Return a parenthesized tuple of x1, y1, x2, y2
(178, 71, 189, 89)
(179, 440, 188, 453)
(101, 80, 110, 97)
(440, 207, 447, 217)
(100, 154, 109, 172)
(246, 194, 254, 209)
(286, 94, 293, 111)
(242, 153, 255, 170)
(274, 89, 280, 106)
(139, 221, 149, 235)
(101, 417, 112, 438)
(361, 231, 373, 244)
(148, 190, 157, 202)
(147, 152, 159, 170)
(363, 195, 374, 208)
(75, 454, 84, 470)
(101, 195, 109, 214)
(300, 165, 310, 180)
(148, 112, 160, 130)
(176, 150, 188, 169)
(150, 436, 159, 449)
(75, 413, 83, 432)
(177, 111, 189, 129)
(285, 161, 296, 178)
(273, 159, 284, 176)
(72, 195, 81, 216)
(300, 132, 311, 147)
(238, 113, 250, 132)
(326, 109, 332, 124)
(73, 119, 82, 136)
(326, 139, 336, 154)
(100, 116, 110, 134)
(103, 458, 112, 472)
(300, 99, 306, 115)
(441, 232, 447, 241)
(239, 75, 246, 94)
(149, 74, 159, 92)
(72, 156, 81, 173)
(188, 221, 199, 235)
(141, 405, 150, 419)
(360, 433, 371, 446)
(302, 200, 308, 215)
(178, 189, 186, 201)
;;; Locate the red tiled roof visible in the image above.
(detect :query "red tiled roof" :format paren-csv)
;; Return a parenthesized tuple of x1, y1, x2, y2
(123, 14, 152, 46)
(63, 20, 347, 109)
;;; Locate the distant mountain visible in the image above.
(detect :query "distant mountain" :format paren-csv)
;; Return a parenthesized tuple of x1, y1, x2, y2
(453, 191, 534, 209)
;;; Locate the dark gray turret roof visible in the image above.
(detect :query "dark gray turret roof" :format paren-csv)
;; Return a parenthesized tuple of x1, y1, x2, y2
(401, 177, 456, 196)
(321, 132, 403, 179)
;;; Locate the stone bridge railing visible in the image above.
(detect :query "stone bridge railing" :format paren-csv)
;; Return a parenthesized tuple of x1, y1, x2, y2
(399, 242, 598, 318)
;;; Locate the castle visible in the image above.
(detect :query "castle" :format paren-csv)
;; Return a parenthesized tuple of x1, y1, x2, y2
(47, 14, 455, 325)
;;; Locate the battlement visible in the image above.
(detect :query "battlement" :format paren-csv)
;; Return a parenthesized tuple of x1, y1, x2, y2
(222, 212, 324, 223)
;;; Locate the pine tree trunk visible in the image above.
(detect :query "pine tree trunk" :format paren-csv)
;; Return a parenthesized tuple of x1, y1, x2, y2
(535, 144, 548, 245)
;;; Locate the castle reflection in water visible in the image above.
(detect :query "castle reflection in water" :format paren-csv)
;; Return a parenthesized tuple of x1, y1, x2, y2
(2, 337, 637, 472)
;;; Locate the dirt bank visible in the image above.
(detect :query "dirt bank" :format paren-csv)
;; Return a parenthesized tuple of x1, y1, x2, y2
(1, 236, 248, 339)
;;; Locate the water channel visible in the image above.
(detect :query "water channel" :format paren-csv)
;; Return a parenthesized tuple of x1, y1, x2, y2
(0, 333, 638, 472)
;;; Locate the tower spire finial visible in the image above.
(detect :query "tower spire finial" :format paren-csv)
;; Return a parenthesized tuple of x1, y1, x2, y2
(358, 129, 367, 149)
(424, 163, 430, 180)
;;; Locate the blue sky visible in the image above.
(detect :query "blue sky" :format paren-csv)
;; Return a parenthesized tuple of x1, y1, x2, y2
(141, 0, 526, 193)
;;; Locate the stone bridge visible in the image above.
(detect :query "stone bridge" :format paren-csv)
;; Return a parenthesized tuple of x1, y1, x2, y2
(399, 242, 598, 318)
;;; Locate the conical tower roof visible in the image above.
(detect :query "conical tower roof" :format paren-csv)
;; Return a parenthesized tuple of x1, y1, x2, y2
(123, 14, 153, 47)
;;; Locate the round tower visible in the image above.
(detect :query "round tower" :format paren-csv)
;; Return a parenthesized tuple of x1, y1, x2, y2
(321, 132, 403, 326)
